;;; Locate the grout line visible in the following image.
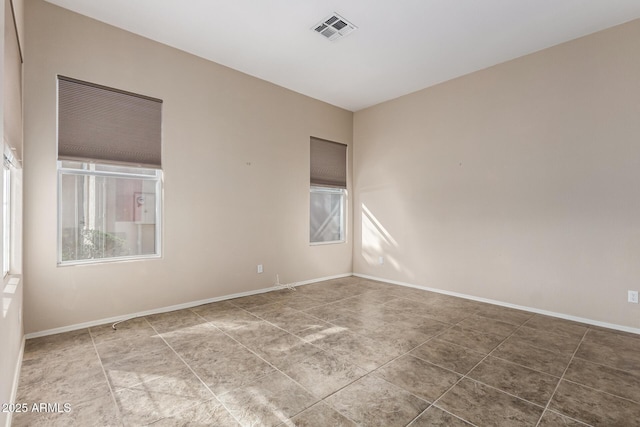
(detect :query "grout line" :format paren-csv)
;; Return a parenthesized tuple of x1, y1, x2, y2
(187, 308, 362, 425)
(534, 328, 589, 427)
(87, 327, 125, 427)
(561, 375, 640, 405)
(569, 353, 640, 378)
(420, 318, 536, 425)
(541, 408, 593, 426)
(142, 317, 246, 427)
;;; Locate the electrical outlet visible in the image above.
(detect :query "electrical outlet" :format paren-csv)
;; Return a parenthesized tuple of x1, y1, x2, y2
(628, 290, 638, 304)
(257, 264, 263, 274)
(378, 256, 384, 265)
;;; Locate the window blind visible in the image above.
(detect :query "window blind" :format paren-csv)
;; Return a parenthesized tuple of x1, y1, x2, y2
(310, 137, 347, 188)
(58, 76, 162, 167)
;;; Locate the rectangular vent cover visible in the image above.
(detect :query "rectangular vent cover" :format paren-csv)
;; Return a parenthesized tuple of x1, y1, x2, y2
(312, 13, 357, 41)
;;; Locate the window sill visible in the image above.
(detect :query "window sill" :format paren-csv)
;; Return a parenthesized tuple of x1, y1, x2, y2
(310, 240, 345, 246)
(57, 254, 161, 267)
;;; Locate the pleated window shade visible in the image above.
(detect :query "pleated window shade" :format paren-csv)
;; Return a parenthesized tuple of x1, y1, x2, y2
(310, 137, 347, 188)
(58, 76, 162, 167)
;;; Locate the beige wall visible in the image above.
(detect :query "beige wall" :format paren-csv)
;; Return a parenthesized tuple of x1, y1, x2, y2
(23, 0, 353, 334)
(354, 19, 640, 329)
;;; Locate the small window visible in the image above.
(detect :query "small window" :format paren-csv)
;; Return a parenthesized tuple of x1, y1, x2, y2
(58, 161, 162, 264)
(2, 159, 10, 276)
(57, 76, 163, 265)
(310, 186, 345, 243)
(310, 137, 347, 244)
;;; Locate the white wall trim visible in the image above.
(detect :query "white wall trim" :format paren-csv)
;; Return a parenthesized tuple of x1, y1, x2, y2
(24, 273, 352, 339)
(355, 273, 640, 336)
(5, 336, 26, 427)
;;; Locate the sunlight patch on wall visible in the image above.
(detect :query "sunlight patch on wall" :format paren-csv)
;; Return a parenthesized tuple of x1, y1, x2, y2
(361, 203, 397, 264)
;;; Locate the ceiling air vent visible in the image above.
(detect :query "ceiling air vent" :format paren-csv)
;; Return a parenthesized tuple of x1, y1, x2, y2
(312, 13, 357, 41)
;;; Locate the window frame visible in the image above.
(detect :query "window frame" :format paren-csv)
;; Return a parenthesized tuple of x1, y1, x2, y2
(309, 185, 346, 245)
(56, 161, 163, 266)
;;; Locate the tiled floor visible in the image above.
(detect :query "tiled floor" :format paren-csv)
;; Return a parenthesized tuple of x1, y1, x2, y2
(13, 276, 640, 426)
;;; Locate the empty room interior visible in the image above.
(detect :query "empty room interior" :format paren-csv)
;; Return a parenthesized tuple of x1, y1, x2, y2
(2, 0, 640, 426)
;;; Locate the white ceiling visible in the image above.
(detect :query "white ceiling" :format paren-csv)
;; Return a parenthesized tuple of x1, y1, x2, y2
(45, 0, 640, 112)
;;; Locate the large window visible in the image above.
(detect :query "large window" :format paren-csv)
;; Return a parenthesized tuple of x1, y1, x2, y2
(57, 76, 162, 265)
(310, 137, 347, 244)
(58, 162, 162, 264)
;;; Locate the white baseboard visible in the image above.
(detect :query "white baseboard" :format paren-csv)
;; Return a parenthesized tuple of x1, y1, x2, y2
(24, 273, 352, 339)
(5, 335, 26, 427)
(354, 273, 640, 336)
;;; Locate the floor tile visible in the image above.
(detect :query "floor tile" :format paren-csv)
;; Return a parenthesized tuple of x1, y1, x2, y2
(229, 292, 279, 309)
(537, 410, 590, 426)
(151, 399, 240, 426)
(219, 370, 317, 427)
(303, 304, 345, 322)
(246, 292, 325, 313)
(325, 375, 428, 427)
(410, 406, 473, 426)
(523, 315, 588, 338)
(90, 316, 156, 344)
(375, 355, 460, 402)
(160, 322, 229, 356)
(189, 300, 237, 317)
(254, 307, 329, 335)
(17, 366, 112, 406)
(472, 304, 533, 326)
(278, 346, 366, 398)
(575, 329, 640, 374)
(325, 308, 389, 334)
(418, 297, 478, 324)
(113, 368, 214, 425)
(191, 302, 262, 331)
(335, 290, 396, 307)
(244, 328, 316, 367)
(223, 319, 284, 344)
(18, 344, 103, 387)
(145, 309, 208, 334)
(310, 327, 401, 371)
(456, 314, 519, 339)
(23, 329, 94, 361)
(511, 326, 582, 355)
(406, 317, 450, 337)
(550, 380, 640, 426)
(437, 378, 543, 426)
(436, 326, 504, 353)
(383, 299, 437, 319)
(357, 323, 434, 354)
(101, 346, 188, 389)
(114, 386, 200, 426)
(288, 318, 338, 342)
(467, 356, 559, 406)
(492, 335, 571, 376)
(94, 334, 171, 365)
(411, 338, 485, 375)
(286, 402, 356, 427)
(565, 357, 640, 403)
(118, 366, 212, 400)
(187, 344, 275, 396)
